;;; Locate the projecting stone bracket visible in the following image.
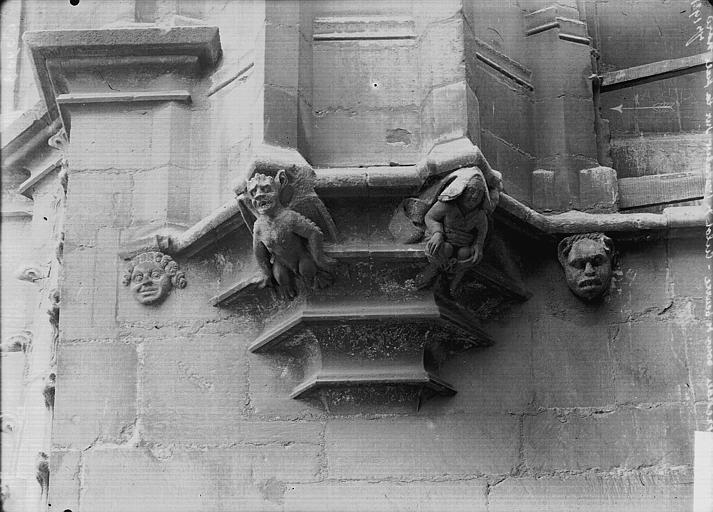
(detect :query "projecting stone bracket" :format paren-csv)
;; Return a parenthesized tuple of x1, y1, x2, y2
(248, 296, 493, 399)
(213, 243, 529, 401)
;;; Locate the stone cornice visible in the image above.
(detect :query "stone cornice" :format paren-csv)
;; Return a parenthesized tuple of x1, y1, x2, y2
(23, 25, 222, 119)
(121, 136, 706, 260)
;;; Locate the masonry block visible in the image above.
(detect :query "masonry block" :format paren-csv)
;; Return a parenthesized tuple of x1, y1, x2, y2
(422, 317, 533, 415)
(312, 39, 418, 111)
(264, 85, 298, 148)
(489, 471, 693, 512)
(131, 164, 190, 227)
(283, 480, 488, 512)
(526, 28, 592, 100)
(61, 228, 120, 340)
(65, 171, 133, 235)
(674, 318, 710, 401)
(53, 343, 137, 449)
(524, 405, 694, 472)
(578, 166, 618, 212)
(471, 69, 534, 156)
(419, 15, 465, 94)
(248, 348, 326, 420)
(532, 315, 614, 408)
(326, 413, 519, 479)
(310, 109, 420, 167)
(68, 105, 155, 172)
(421, 81, 468, 149)
(667, 237, 708, 298)
(612, 321, 689, 404)
(532, 169, 558, 211)
(48, 450, 81, 512)
(479, 130, 534, 203)
(466, 84, 481, 147)
(77, 447, 320, 512)
(141, 335, 250, 444)
(612, 240, 673, 321)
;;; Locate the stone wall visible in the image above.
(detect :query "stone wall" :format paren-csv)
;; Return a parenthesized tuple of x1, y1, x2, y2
(1, 0, 709, 511)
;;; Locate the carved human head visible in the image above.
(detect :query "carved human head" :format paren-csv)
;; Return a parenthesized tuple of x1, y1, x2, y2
(247, 170, 287, 215)
(439, 167, 488, 211)
(557, 233, 614, 301)
(122, 251, 186, 305)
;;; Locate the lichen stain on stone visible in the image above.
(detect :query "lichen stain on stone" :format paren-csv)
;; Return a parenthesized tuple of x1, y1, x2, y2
(385, 128, 412, 145)
(257, 477, 287, 505)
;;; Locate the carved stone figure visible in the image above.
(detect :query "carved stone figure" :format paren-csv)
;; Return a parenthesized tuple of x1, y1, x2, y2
(557, 233, 614, 301)
(391, 166, 503, 294)
(122, 251, 187, 305)
(238, 168, 337, 299)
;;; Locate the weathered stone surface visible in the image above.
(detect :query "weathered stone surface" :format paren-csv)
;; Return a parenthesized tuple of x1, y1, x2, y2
(264, 85, 299, 149)
(524, 405, 694, 472)
(420, 81, 468, 149)
(612, 241, 673, 321)
(674, 318, 710, 401)
(532, 169, 557, 211)
(612, 321, 689, 404)
(532, 315, 614, 408)
(64, 171, 132, 234)
(53, 343, 137, 449)
(61, 228, 120, 340)
(578, 166, 618, 212)
(249, 348, 325, 420)
(310, 109, 420, 167)
(611, 134, 709, 179)
(283, 480, 488, 512)
(141, 335, 250, 444)
(470, 66, 534, 156)
(489, 471, 693, 512)
(47, 450, 81, 512)
(419, 15, 465, 94)
(78, 446, 319, 512)
(326, 413, 519, 479)
(68, 106, 156, 172)
(422, 317, 533, 414)
(480, 130, 534, 204)
(667, 237, 708, 298)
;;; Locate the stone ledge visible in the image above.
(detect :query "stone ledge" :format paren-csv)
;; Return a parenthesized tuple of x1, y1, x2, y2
(23, 25, 221, 118)
(246, 296, 493, 401)
(209, 242, 530, 307)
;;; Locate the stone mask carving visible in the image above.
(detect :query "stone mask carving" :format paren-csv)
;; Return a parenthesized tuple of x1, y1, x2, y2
(557, 233, 614, 301)
(122, 251, 186, 305)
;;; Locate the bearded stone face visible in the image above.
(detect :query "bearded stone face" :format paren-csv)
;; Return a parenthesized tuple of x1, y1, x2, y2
(248, 176, 279, 215)
(129, 261, 173, 305)
(562, 238, 612, 301)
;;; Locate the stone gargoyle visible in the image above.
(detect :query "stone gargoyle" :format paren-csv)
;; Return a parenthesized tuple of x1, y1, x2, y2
(390, 166, 503, 295)
(237, 167, 338, 299)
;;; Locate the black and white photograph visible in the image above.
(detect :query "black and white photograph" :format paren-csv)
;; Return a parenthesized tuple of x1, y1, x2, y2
(1, 0, 712, 510)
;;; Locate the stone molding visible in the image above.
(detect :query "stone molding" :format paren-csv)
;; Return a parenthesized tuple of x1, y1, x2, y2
(23, 25, 222, 120)
(524, 5, 590, 45)
(247, 296, 493, 400)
